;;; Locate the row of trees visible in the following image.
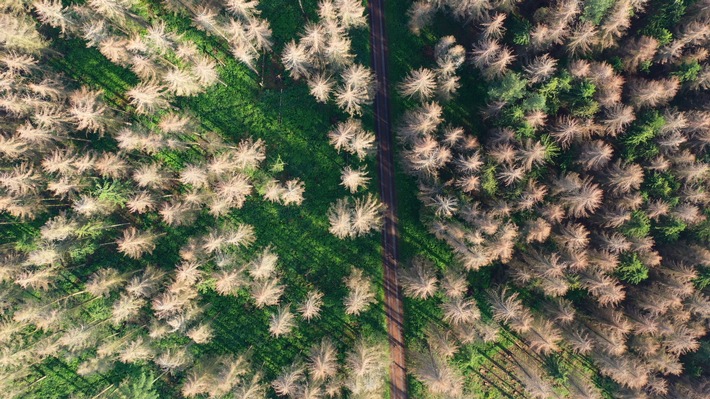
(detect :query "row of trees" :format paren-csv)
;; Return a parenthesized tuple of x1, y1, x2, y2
(162, 0, 273, 70)
(278, 0, 384, 240)
(399, 0, 709, 397)
(34, 0, 222, 105)
(281, 0, 373, 116)
(271, 336, 389, 398)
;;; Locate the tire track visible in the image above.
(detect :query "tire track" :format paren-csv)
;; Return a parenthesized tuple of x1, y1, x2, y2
(368, 0, 408, 397)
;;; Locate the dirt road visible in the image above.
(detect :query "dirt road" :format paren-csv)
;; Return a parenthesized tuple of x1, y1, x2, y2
(368, 0, 408, 397)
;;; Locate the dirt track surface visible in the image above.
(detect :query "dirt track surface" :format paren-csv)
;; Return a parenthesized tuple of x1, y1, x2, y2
(368, 0, 408, 398)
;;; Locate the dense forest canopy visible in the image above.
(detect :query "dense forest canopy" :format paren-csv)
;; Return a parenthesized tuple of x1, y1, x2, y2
(396, 0, 710, 397)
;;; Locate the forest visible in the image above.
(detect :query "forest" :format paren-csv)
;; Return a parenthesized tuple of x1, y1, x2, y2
(0, 0, 708, 398)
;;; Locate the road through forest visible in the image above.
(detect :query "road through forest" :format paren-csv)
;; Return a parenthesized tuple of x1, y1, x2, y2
(368, 0, 408, 398)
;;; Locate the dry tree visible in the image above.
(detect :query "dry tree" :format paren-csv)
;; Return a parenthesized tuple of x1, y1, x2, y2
(119, 337, 154, 364)
(39, 213, 78, 242)
(621, 36, 659, 71)
(126, 82, 170, 115)
(111, 293, 146, 324)
(435, 36, 466, 74)
(482, 13, 507, 39)
(628, 77, 680, 108)
(399, 256, 438, 299)
(344, 268, 375, 315)
(344, 338, 388, 396)
(429, 194, 459, 217)
(524, 218, 552, 243)
(232, 372, 266, 399)
(214, 269, 247, 296)
(518, 180, 548, 210)
(33, 0, 71, 34)
(187, 323, 214, 344)
(301, 22, 327, 54)
(424, 324, 460, 359)
(155, 348, 192, 372)
(68, 87, 109, 134)
(497, 164, 526, 186)
(281, 179, 306, 205)
(604, 161, 644, 194)
(554, 223, 590, 252)
(250, 277, 284, 308)
(272, 363, 305, 396)
(517, 139, 549, 171)
(282, 41, 312, 80)
(248, 246, 279, 280)
(340, 165, 370, 193)
(126, 191, 156, 214)
(308, 73, 334, 103)
(524, 54, 558, 83)
(328, 119, 375, 159)
(399, 67, 437, 101)
(86, 268, 126, 297)
(335, 64, 374, 116)
(598, 0, 634, 48)
(567, 22, 598, 56)
(269, 304, 296, 337)
(587, 62, 625, 107)
(486, 46, 516, 80)
(298, 290, 324, 321)
(441, 296, 481, 326)
(350, 194, 384, 237)
(325, 33, 355, 68)
(336, 0, 368, 29)
(407, 0, 435, 35)
(328, 118, 358, 153)
(436, 73, 461, 101)
(410, 347, 464, 398)
(601, 105, 635, 136)
(550, 116, 587, 148)
(160, 200, 196, 226)
(579, 270, 626, 306)
(554, 173, 604, 218)
(509, 350, 559, 399)
(132, 163, 171, 190)
(308, 338, 338, 382)
(439, 267, 467, 299)
(592, 352, 650, 390)
(523, 318, 562, 355)
(327, 198, 353, 239)
(125, 266, 165, 298)
(487, 287, 533, 333)
(471, 38, 501, 70)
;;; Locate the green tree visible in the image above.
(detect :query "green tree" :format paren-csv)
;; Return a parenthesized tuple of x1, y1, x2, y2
(639, 0, 687, 45)
(672, 61, 702, 83)
(110, 372, 159, 399)
(623, 110, 664, 161)
(616, 253, 649, 285)
(621, 211, 651, 238)
(582, 0, 615, 24)
(488, 73, 528, 102)
(655, 218, 686, 242)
